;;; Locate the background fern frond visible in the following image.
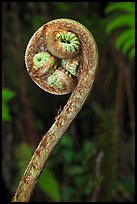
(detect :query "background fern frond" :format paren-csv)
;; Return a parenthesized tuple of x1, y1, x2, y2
(105, 2, 135, 60)
(105, 2, 135, 14)
(128, 47, 135, 60)
(115, 29, 135, 49)
(106, 14, 135, 33)
(122, 38, 135, 55)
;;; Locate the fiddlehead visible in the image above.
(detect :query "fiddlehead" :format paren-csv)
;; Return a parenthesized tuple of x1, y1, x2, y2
(32, 52, 56, 77)
(12, 19, 98, 202)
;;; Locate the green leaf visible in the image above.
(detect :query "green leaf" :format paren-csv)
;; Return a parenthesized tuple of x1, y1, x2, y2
(128, 46, 135, 60)
(115, 28, 135, 49)
(38, 168, 61, 202)
(2, 103, 11, 122)
(15, 143, 33, 176)
(122, 37, 135, 54)
(84, 185, 92, 195)
(105, 2, 135, 14)
(2, 88, 15, 103)
(105, 2, 135, 61)
(106, 14, 135, 33)
(2, 88, 15, 122)
(16, 143, 33, 162)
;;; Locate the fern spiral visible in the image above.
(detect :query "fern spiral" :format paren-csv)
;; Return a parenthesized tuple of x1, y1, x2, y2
(12, 18, 98, 202)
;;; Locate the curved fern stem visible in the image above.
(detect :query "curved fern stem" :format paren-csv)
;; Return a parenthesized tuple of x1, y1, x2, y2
(12, 19, 98, 202)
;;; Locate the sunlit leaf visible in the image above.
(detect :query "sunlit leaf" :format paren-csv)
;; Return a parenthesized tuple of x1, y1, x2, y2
(128, 46, 135, 60)
(2, 88, 15, 103)
(115, 29, 135, 49)
(106, 14, 135, 33)
(122, 37, 135, 54)
(15, 143, 33, 178)
(105, 2, 135, 60)
(38, 168, 61, 202)
(2, 88, 15, 122)
(105, 2, 135, 14)
(2, 103, 11, 122)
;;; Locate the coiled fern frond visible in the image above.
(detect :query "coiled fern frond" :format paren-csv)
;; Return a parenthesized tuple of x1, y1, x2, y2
(105, 2, 135, 60)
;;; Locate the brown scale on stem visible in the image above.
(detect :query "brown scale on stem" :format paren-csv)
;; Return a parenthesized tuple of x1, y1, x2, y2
(12, 18, 98, 202)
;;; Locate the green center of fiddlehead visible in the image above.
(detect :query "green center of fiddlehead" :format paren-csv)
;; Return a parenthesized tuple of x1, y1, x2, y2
(47, 73, 62, 89)
(47, 68, 74, 91)
(45, 27, 81, 59)
(61, 58, 79, 76)
(32, 52, 56, 77)
(56, 31, 80, 52)
(33, 52, 55, 69)
(32, 35, 80, 91)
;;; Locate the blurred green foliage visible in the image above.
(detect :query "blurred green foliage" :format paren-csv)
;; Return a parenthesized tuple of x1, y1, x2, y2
(38, 167, 61, 201)
(2, 88, 15, 122)
(14, 129, 135, 201)
(49, 132, 97, 201)
(92, 103, 118, 201)
(105, 2, 135, 60)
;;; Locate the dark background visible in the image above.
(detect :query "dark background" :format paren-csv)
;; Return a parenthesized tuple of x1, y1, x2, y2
(2, 2, 135, 202)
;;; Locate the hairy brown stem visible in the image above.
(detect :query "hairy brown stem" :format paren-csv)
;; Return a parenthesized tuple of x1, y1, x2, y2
(12, 19, 98, 202)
